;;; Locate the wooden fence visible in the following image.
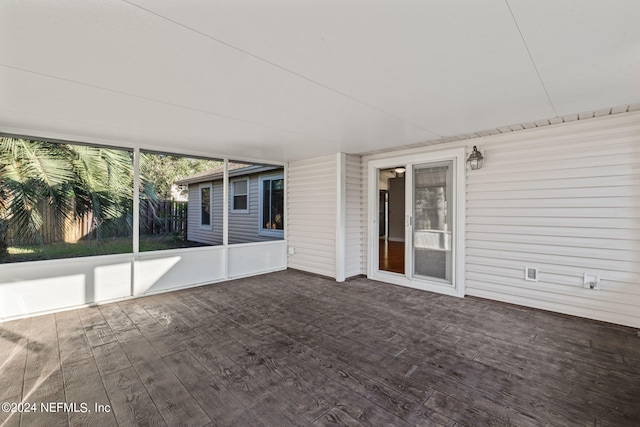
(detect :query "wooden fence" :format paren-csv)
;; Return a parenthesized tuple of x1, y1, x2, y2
(140, 200, 188, 237)
(5, 199, 187, 245)
(5, 201, 94, 245)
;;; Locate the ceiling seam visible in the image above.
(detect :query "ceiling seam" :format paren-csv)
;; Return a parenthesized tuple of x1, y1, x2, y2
(505, 0, 558, 117)
(120, 0, 441, 138)
(0, 63, 331, 145)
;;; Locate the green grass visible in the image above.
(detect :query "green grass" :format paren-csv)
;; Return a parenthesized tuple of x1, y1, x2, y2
(3, 235, 204, 263)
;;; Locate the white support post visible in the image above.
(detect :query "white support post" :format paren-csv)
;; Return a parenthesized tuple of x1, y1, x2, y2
(132, 147, 140, 297)
(223, 158, 229, 279)
(283, 162, 289, 263)
(132, 148, 140, 255)
(335, 153, 346, 282)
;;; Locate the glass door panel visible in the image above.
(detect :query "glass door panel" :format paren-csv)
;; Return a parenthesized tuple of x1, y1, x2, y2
(412, 161, 453, 284)
(377, 167, 405, 274)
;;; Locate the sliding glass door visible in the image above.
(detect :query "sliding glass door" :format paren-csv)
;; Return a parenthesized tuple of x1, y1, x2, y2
(368, 148, 464, 297)
(412, 161, 453, 284)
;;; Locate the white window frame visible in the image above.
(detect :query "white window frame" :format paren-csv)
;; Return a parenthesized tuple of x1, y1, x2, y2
(199, 183, 213, 230)
(259, 173, 284, 238)
(230, 178, 249, 213)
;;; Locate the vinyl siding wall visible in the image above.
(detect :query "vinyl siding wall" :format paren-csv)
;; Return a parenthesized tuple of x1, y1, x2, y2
(345, 154, 365, 278)
(186, 184, 221, 245)
(228, 175, 283, 245)
(287, 154, 337, 277)
(186, 174, 283, 245)
(213, 181, 223, 244)
(465, 112, 640, 328)
(360, 111, 640, 328)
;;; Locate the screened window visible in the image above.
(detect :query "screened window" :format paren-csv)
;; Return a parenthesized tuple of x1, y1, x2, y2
(228, 163, 283, 244)
(0, 136, 133, 263)
(232, 179, 249, 212)
(260, 175, 284, 237)
(139, 151, 220, 250)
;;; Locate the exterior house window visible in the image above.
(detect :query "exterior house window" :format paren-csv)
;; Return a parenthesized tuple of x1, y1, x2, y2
(199, 183, 212, 229)
(231, 179, 249, 212)
(259, 175, 284, 237)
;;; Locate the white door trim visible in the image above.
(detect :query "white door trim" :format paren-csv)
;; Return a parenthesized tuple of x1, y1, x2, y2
(367, 147, 466, 297)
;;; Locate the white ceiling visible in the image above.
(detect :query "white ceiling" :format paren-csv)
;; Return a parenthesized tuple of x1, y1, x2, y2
(1, 0, 639, 163)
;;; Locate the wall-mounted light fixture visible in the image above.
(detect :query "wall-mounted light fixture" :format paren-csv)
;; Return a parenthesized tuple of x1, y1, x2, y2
(394, 167, 406, 174)
(467, 146, 484, 170)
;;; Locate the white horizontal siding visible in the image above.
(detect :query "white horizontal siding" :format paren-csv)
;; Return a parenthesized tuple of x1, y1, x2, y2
(345, 154, 364, 278)
(465, 111, 640, 327)
(287, 155, 337, 278)
(359, 111, 640, 327)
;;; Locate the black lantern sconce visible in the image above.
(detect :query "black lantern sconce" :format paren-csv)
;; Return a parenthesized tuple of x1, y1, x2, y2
(467, 146, 484, 170)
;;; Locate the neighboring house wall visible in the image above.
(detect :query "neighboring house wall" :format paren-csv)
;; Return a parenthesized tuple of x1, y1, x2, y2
(185, 174, 282, 245)
(228, 176, 258, 244)
(228, 175, 282, 244)
(345, 154, 364, 278)
(357, 111, 640, 328)
(213, 180, 223, 244)
(287, 154, 337, 277)
(186, 184, 219, 245)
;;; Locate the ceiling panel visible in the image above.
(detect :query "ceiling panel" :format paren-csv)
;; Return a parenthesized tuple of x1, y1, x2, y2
(0, 66, 435, 162)
(508, 0, 640, 115)
(0, 0, 438, 159)
(1, 0, 638, 162)
(126, 0, 555, 134)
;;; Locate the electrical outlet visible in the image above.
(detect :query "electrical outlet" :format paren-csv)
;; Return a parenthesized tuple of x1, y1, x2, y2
(584, 273, 600, 290)
(525, 267, 538, 282)
(288, 246, 295, 255)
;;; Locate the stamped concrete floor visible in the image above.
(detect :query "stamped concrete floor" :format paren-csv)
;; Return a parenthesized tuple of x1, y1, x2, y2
(1, 269, 640, 426)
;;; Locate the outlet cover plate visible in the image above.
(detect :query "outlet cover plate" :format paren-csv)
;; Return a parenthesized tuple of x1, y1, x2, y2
(525, 267, 538, 282)
(584, 273, 600, 289)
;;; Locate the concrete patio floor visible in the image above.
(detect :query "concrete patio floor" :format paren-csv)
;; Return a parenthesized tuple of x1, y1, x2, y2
(1, 269, 639, 426)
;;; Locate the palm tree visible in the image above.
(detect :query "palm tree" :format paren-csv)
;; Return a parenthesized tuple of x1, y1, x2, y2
(64, 143, 135, 240)
(0, 137, 135, 257)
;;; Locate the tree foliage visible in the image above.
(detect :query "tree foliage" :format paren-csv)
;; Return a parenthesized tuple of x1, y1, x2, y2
(0, 138, 220, 258)
(140, 153, 220, 200)
(0, 137, 135, 251)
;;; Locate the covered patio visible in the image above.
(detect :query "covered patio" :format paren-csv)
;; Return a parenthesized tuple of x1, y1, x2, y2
(2, 269, 639, 426)
(2, 1, 640, 425)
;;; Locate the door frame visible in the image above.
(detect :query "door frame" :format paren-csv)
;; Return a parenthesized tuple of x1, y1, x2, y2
(367, 147, 466, 297)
